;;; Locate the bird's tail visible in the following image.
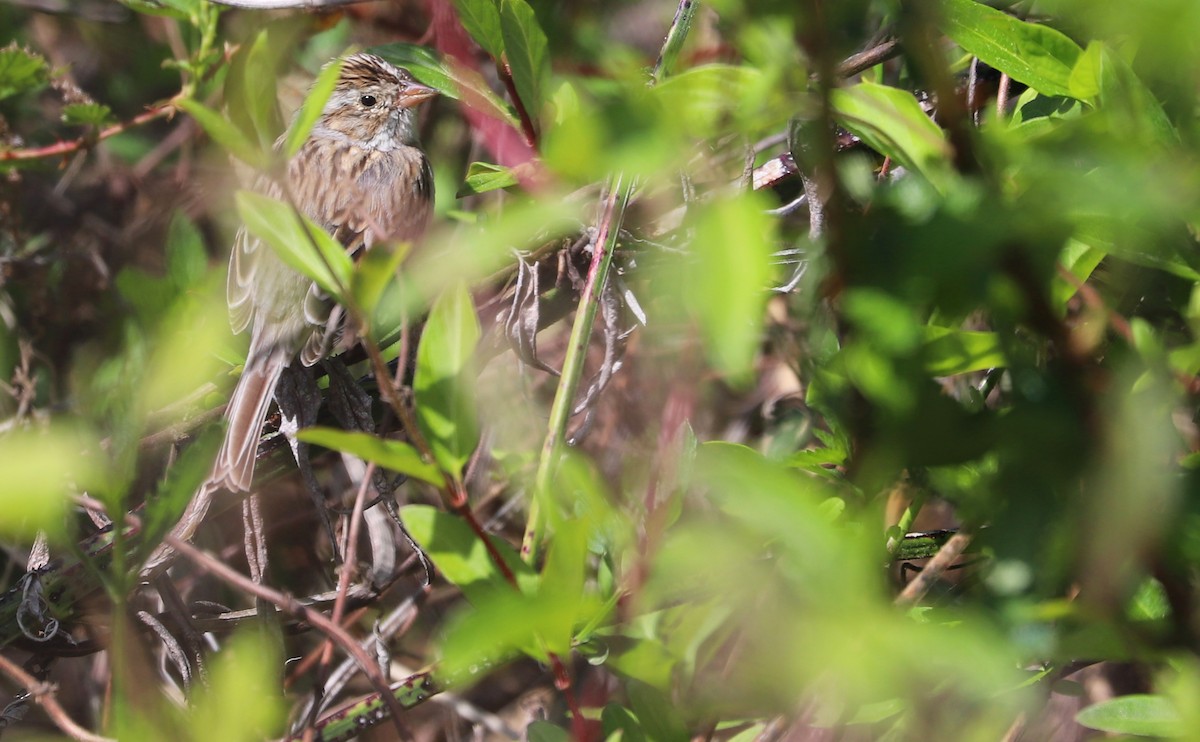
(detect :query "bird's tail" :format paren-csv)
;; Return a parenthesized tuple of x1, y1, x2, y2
(211, 348, 288, 492)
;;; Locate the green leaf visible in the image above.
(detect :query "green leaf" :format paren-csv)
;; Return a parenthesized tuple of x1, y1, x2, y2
(1051, 239, 1105, 312)
(457, 161, 519, 197)
(939, 0, 1085, 99)
(832, 82, 953, 189)
(0, 425, 102, 541)
(922, 326, 1006, 376)
(371, 43, 457, 95)
(297, 428, 442, 486)
(400, 504, 533, 599)
(499, 0, 551, 118)
(453, 0, 505, 59)
(178, 98, 266, 168)
(0, 46, 48, 101)
(627, 680, 689, 742)
(190, 630, 285, 740)
(351, 241, 412, 322)
(1076, 695, 1183, 737)
(284, 57, 343, 158)
(527, 722, 571, 742)
(234, 191, 352, 298)
(685, 192, 775, 384)
(165, 212, 208, 290)
(414, 282, 481, 477)
(62, 103, 114, 128)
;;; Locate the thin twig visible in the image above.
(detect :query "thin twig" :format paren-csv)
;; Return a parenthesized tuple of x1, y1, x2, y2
(160, 531, 413, 741)
(0, 653, 113, 742)
(0, 104, 174, 162)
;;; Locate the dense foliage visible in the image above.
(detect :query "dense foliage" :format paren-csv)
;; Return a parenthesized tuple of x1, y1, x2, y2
(3, 0, 1200, 739)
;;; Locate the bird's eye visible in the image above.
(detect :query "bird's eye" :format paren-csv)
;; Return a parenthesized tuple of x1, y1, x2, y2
(360, 94, 377, 108)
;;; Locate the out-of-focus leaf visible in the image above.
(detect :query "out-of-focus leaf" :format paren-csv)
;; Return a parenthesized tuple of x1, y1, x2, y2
(832, 82, 953, 189)
(653, 65, 766, 139)
(165, 212, 208, 289)
(178, 98, 266, 168)
(297, 428, 442, 486)
(62, 103, 114, 128)
(685, 192, 776, 384)
(602, 704, 648, 742)
(351, 240, 412, 322)
(940, 0, 1085, 99)
(457, 161, 519, 197)
(284, 57, 342, 158)
(627, 680, 689, 742)
(527, 722, 570, 742)
(500, 0, 551, 118)
(235, 191, 352, 298)
(1051, 239, 1105, 311)
(1075, 695, 1183, 737)
(139, 275, 229, 418)
(190, 630, 284, 741)
(0, 425, 102, 540)
(0, 47, 48, 101)
(414, 282, 481, 478)
(400, 504, 534, 599)
(452, 0, 505, 60)
(922, 326, 1006, 376)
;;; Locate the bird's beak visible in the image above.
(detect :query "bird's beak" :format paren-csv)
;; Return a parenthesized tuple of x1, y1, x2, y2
(401, 82, 439, 107)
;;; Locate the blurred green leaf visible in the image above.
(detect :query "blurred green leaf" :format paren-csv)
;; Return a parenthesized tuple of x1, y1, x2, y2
(414, 282, 481, 477)
(1076, 695, 1183, 737)
(0, 45, 48, 101)
(685, 192, 776, 384)
(235, 190, 352, 298)
(453, 0, 505, 60)
(0, 425, 102, 540)
(500, 0, 551, 118)
(283, 57, 342, 158)
(351, 240, 411, 323)
(62, 103, 114, 128)
(940, 0, 1085, 99)
(832, 82, 953, 188)
(165, 212, 208, 289)
(178, 98, 266, 168)
(922, 326, 1006, 376)
(527, 722, 570, 742)
(457, 161, 519, 197)
(190, 630, 285, 741)
(401, 504, 534, 599)
(627, 680, 689, 742)
(297, 428, 442, 486)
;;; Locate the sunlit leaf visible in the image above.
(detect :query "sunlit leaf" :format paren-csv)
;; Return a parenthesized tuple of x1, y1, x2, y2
(371, 43, 457, 94)
(178, 98, 267, 168)
(0, 425, 102, 540)
(685, 192, 776, 384)
(457, 161, 519, 197)
(414, 282, 481, 478)
(832, 82, 953, 189)
(190, 630, 285, 741)
(940, 0, 1085, 99)
(922, 326, 1006, 376)
(500, 0, 551, 118)
(284, 57, 343, 158)
(400, 504, 534, 599)
(452, 0, 505, 60)
(1076, 695, 1183, 737)
(235, 190, 352, 298)
(297, 428, 442, 486)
